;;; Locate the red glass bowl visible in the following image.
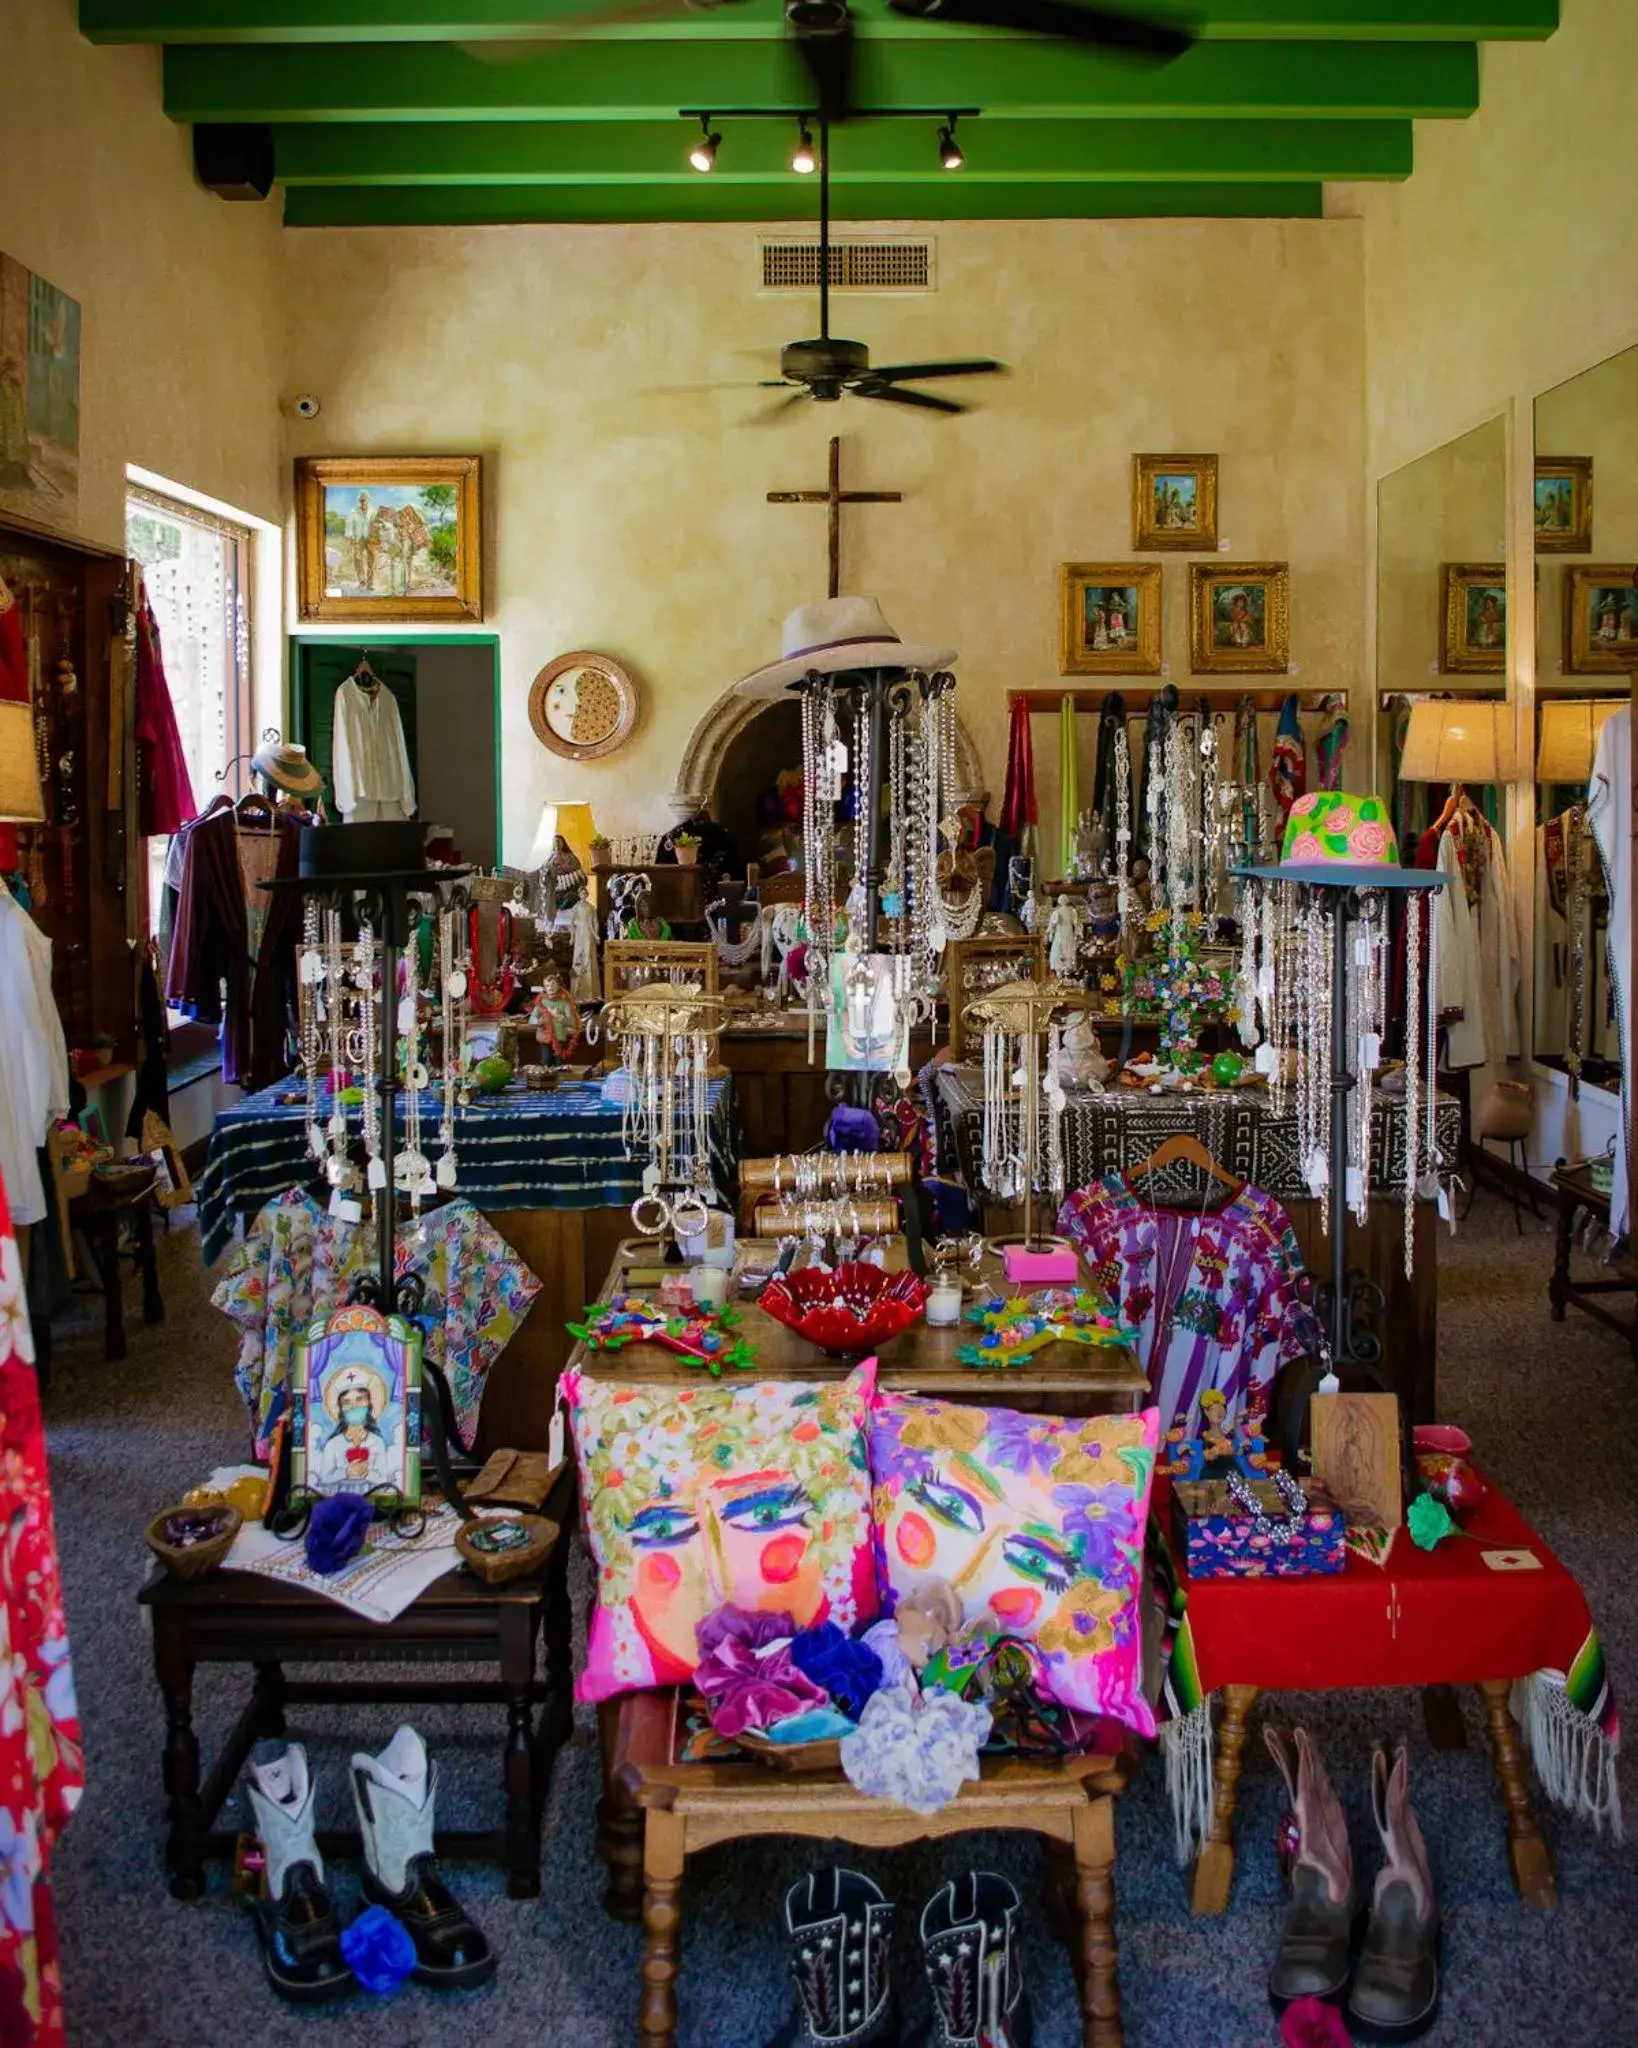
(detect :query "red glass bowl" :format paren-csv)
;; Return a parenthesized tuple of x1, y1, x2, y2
(759, 1262, 930, 1357)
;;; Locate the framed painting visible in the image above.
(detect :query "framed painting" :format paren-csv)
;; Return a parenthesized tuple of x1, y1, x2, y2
(0, 252, 81, 530)
(1059, 563, 1163, 675)
(1533, 457, 1592, 554)
(296, 455, 482, 623)
(1564, 565, 1638, 674)
(1441, 563, 1507, 674)
(289, 1304, 423, 1510)
(1189, 562, 1289, 675)
(1133, 453, 1218, 552)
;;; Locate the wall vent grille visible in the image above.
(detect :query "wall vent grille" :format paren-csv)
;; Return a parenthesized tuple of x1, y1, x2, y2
(760, 238, 935, 292)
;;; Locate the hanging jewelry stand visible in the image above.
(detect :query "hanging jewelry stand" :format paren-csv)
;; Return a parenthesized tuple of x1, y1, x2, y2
(964, 974, 1099, 1254)
(595, 982, 726, 1262)
(263, 857, 478, 1523)
(1231, 861, 1445, 1497)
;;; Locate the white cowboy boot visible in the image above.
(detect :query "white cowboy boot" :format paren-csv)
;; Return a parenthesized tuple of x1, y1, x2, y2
(351, 1725, 495, 1991)
(243, 1745, 355, 2004)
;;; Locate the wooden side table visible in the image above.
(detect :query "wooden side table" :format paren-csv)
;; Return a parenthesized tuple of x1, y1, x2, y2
(71, 1165, 163, 1362)
(138, 1524, 574, 1902)
(1548, 1161, 1638, 1361)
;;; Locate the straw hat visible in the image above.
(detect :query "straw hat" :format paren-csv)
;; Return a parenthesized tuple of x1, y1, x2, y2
(252, 740, 323, 796)
(733, 595, 955, 701)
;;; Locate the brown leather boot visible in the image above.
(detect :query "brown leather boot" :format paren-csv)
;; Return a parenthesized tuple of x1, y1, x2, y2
(1347, 1739, 1440, 2043)
(1265, 1725, 1356, 2012)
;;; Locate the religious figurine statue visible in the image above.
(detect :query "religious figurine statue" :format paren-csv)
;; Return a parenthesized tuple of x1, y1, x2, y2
(540, 834, 587, 926)
(1046, 894, 1084, 980)
(842, 875, 869, 953)
(568, 892, 601, 1004)
(623, 888, 672, 943)
(528, 967, 582, 1065)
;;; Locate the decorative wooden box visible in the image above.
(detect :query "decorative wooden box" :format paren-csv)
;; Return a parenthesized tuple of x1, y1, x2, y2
(1172, 1477, 1345, 1580)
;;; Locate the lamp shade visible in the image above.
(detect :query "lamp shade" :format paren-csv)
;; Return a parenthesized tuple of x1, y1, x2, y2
(1536, 698, 1620, 784)
(527, 799, 596, 871)
(1398, 699, 1519, 785)
(0, 701, 45, 824)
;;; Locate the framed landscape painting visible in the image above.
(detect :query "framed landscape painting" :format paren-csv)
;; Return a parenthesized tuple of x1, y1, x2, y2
(1189, 562, 1289, 675)
(296, 455, 482, 622)
(1533, 457, 1592, 554)
(1564, 565, 1638, 674)
(1133, 453, 1218, 552)
(1059, 562, 1163, 675)
(0, 252, 80, 530)
(1441, 563, 1507, 674)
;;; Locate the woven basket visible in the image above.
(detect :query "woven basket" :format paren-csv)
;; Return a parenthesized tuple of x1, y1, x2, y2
(146, 1504, 242, 1583)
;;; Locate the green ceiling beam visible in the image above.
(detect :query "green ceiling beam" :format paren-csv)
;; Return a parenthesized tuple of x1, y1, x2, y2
(281, 177, 1326, 223)
(84, 0, 1558, 44)
(165, 37, 1480, 122)
(271, 115, 1410, 182)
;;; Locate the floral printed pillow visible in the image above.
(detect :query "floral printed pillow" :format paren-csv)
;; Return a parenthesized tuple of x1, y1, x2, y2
(868, 1393, 1160, 1734)
(563, 1361, 880, 1703)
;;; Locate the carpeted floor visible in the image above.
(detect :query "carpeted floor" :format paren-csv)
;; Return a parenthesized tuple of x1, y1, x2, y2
(41, 1191, 1638, 2047)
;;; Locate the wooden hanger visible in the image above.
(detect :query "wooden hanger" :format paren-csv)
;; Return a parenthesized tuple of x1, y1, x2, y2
(234, 788, 276, 833)
(1126, 1130, 1243, 1192)
(353, 652, 381, 695)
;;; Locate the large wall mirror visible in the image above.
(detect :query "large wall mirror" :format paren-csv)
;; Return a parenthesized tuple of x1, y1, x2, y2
(1530, 346, 1636, 1085)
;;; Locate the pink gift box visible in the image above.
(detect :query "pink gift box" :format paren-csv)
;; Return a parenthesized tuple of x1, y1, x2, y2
(1001, 1244, 1080, 1285)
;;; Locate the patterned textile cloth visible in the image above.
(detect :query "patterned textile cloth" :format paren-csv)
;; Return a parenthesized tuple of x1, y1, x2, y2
(0, 1179, 83, 2047)
(211, 1192, 539, 1456)
(1058, 1177, 1319, 1438)
(934, 1066, 1460, 1209)
(196, 1075, 738, 1265)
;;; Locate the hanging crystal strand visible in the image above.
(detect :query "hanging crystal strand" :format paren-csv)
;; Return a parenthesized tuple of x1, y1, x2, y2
(1146, 723, 1166, 909)
(301, 899, 323, 1159)
(1199, 718, 1221, 924)
(1314, 899, 1332, 1240)
(1404, 883, 1421, 1278)
(435, 904, 459, 1190)
(1046, 1020, 1066, 1201)
(1424, 896, 1440, 1198)
(1113, 724, 1133, 937)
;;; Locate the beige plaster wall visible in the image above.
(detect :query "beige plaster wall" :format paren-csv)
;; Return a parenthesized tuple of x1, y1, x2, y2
(283, 217, 1367, 862)
(0, 0, 285, 549)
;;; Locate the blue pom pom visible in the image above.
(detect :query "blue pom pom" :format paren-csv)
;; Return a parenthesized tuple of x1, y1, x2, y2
(305, 1494, 374, 1575)
(341, 1904, 417, 1995)
(790, 1620, 885, 1720)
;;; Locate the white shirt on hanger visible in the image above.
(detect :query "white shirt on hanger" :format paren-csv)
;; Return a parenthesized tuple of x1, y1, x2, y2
(0, 891, 69, 1225)
(1433, 808, 1519, 1072)
(332, 676, 415, 822)
(1588, 705, 1632, 1239)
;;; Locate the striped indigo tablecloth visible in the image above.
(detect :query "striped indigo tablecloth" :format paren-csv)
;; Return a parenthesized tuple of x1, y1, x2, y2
(197, 1076, 737, 1264)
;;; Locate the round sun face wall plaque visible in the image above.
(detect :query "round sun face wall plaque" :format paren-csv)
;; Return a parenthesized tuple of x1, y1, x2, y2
(528, 652, 639, 761)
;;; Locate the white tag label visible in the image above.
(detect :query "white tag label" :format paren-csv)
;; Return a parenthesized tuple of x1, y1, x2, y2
(329, 1190, 362, 1223)
(397, 995, 416, 1032)
(367, 1156, 387, 1191)
(1361, 1032, 1382, 1070)
(548, 1403, 566, 1471)
(1218, 538, 1231, 552)
(1437, 1184, 1453, 1223)
(1255, 1042, 1277, 1076)
(1346, 1165, 1364, 1208)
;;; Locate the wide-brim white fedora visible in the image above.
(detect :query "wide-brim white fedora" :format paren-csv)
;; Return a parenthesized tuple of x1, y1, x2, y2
(733, 595, 956, 700)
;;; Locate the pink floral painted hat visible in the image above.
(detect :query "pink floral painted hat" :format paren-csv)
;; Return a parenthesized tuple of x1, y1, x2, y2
(1235, 790, 1441, 892)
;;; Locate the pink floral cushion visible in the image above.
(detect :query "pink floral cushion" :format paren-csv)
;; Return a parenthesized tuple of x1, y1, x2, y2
(563, 1361, 879, 1703)
(868, 1393, 1160, 1733)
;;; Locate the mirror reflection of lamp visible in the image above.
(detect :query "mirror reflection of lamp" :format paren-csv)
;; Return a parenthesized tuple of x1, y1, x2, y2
(0, 699, 46, 869)
(1397, 699, 1520, 833)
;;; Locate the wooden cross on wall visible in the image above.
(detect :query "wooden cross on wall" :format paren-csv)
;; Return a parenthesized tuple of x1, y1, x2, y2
(768, 436, 901, 600)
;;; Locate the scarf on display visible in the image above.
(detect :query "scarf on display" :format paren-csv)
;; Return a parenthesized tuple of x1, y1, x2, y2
(1269, 694, 1306, 829)
(994, 694, 1039, 910)
(133, 586, 197, 839)
(1315, 694, 1350, 792)
(1057, 693, 1079, 879)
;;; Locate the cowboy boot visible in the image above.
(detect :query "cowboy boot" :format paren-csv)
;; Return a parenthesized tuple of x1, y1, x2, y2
(351, 1726, 496, 1992)
(1264, 1725, 1356, 2012)
(918, 1872, 1033, 2048)
(764, 1868, 898, 2048)
(243, 1744, 356, 2005)
(1346, 1739, 1440, 2044)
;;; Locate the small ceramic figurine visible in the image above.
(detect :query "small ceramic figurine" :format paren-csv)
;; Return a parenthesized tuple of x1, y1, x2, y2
(1046, 894, 1083, 979)
(528, 968, 582, 1064)
(623, 887, 672, 943)
(568, 892, 601, 1004)
(542, 834, 587, 923)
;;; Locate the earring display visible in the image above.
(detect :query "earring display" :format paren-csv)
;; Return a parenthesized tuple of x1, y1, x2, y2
(596, 983, 725, 1243)
(966, 975, 1100, 1249)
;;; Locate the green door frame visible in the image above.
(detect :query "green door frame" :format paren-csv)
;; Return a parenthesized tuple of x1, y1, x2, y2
(288, 632, 504, 853)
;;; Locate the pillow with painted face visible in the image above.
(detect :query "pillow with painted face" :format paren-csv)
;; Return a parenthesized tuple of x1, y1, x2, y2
(563, 1362, 879, 1703)
(868, 1393, 1160, 1734)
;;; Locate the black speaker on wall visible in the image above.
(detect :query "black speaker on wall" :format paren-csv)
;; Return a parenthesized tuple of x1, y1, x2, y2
(193, 123, 276, 201)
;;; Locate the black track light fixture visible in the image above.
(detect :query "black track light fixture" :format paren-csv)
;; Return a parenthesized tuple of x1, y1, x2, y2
(937, 115, 964, 171)
(689, 115, 721, 174)
(792, 121, 817, 175)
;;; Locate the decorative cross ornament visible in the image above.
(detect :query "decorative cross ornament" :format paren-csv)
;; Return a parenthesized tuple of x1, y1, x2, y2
(768, 436, 901, 599)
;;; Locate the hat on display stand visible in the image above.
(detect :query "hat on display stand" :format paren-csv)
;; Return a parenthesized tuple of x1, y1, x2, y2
(1236, 790, 1441, 892)
(251, 739, 324, 798)
(733, 595, 956, 700)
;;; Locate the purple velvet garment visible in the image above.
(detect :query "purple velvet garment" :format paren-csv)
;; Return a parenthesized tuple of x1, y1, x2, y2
(694, 1605, 827, 1739)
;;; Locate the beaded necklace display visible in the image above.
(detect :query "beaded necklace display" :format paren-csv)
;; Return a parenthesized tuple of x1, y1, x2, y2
(355, 918, 384, 1192)
(435, 905, 462, 1190)
(708, 899, 765, 969)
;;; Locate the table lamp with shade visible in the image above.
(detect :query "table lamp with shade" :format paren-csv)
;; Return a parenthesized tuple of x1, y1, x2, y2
(526, 799, 596, 875)
(0, 700, 46, 869)
(1397, 698, 1521, 795)
(1536, 698, 1621, 786)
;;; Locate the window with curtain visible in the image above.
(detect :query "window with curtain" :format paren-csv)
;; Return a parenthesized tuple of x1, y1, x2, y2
(124, 484, 254, 945)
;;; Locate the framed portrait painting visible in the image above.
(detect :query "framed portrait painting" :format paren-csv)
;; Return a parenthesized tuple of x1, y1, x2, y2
(290, 1305, 423, 1510)
(296, 455, 482, 623)
(1533, 458, 1592, 554)
(1189, 562, 1289, 675)
(1133, 453, 1218, 552)
(1441, 563, 1507, 674)
(1564, 566, 1638, 674)
(1059, 562, 1163, 675)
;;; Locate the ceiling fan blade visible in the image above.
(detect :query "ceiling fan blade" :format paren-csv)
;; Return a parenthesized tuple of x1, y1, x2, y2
(743, 390, 812, 425)
(871, 359, 1005, 381)
(855, 385, 967, 415)
(884, 0, 1191, 59)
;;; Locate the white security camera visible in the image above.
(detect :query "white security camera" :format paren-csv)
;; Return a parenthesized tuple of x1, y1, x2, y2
(294, 394, 321, 420)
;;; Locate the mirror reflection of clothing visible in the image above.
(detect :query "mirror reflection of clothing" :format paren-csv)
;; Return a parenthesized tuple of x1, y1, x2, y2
(1588, 706, 1633, 1238)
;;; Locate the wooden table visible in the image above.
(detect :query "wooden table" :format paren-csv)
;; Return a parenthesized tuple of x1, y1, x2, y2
(138, 1503, 574, 1903)
(1548, 1161, 1638, 1362)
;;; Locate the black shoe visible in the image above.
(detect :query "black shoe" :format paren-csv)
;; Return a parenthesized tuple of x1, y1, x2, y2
(765, 1868, 899, 2048)
(919, 1873, 1033, 2048)
(359, 1856, 497, 1992)
(252, 1863, 356, 2006)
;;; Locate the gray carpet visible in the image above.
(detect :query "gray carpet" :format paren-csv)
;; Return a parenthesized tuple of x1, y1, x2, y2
(41, 1191, 1638, 2046)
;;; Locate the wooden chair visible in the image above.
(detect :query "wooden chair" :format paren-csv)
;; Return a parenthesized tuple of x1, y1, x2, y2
(604, 1688, 1134, 2048)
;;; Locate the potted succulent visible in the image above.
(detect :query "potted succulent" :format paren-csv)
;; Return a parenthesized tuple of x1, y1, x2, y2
(673, 830, 701, 868)
(588, 834, 613, 872)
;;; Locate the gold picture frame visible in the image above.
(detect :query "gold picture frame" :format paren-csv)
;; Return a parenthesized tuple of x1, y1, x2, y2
(1564, 565, 1638, 674)
(1133, 453, 1218, 552)
(1189, 562, 1289, 675)
(1059, 563, 1163, 675)
(1534, 457, 1592, 554)
(1440, 562, 1507, 674)
(296, 455, 483, 623)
